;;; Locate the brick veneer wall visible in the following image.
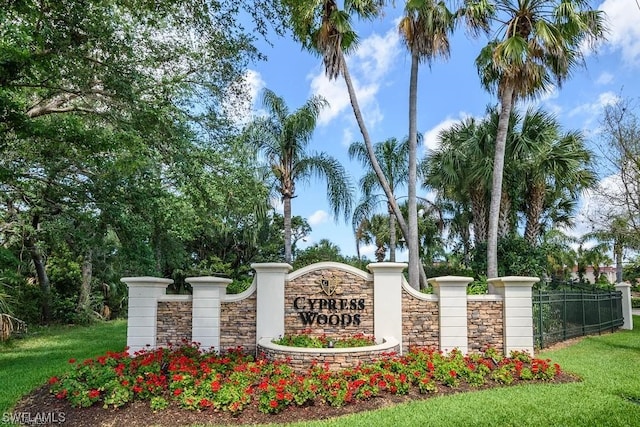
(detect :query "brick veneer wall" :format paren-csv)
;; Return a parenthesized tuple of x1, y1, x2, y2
(401, 289, 439, 352)
(220, 292, 257, 354)
(258, 343, 401, 373)
(467, 300, 504, 352)
(156, 300, 192, 347)
(284, 269, 373, 338)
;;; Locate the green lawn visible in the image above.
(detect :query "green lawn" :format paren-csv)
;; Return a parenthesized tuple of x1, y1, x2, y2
(288, 316, 640, 427)
(0, 320, 127, 414)
(1, 317, 639, 426)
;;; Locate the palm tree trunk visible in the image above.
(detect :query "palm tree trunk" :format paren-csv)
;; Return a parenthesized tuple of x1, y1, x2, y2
(524, 183, 545, 245)
(283, 196, 293, 263)
(487, 84, 515, 278)
(341, 51, 427, 288)
(407, 53, 420, 290)
(388, 205, 396, 262)
(471, 188, 488, 244)
(498, 192, 511, 238)
(614, 239, 622, 283)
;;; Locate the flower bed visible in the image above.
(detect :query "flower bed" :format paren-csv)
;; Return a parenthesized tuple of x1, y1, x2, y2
(48, 342, 563, 415)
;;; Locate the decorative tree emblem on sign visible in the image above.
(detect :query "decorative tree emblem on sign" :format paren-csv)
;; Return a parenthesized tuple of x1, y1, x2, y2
(319, 278, 340, 296)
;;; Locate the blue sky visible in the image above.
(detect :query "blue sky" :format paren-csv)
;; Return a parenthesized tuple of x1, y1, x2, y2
(242, 0, 640, 261)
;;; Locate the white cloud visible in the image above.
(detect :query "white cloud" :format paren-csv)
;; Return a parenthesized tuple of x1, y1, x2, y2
(596, 71, 614, 85)
(422, 113, 473, 152)
(342, 127, 355, 147)
(598, 0, 640, 66)
(353, 30, 402, 82)
(223, 69, 266, 125)
(308, 26, 402, 129)
(309, 72, 352, 126)
(359, 244, 377, 258)
(568, 91, 619, 119)
(561, 91, 620, 138)
(244, 69, 266, 106)
(270, 196, 283, 214)
(569, 174, 626, 240)
(308, 210, 330, 225)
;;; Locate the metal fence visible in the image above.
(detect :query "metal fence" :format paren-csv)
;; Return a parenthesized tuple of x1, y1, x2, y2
(533, 289, 624, 349)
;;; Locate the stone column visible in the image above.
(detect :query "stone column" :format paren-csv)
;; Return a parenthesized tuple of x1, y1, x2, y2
(186, 276, 231, 352)
(488, 276, 539, 355)
(252, 263, 292, 343)
(615, 282, 633, 330)
(368, 262, 407, 350)
(429, 276, 473, 354)
(121, 277, 173, 353)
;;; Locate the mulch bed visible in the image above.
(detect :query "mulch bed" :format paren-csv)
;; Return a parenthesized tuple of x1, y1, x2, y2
(14, 372, 579, 427)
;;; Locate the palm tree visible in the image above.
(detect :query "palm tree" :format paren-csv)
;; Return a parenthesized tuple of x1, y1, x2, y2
(283, 0, 423, 284)
(514, 108, 596, 245)
(475, 0, 606, 278)
(399, 0, 490, 288)
(426, 111, 503, 245)
(358, 213, 391, 262)
(349, 137, 410, 262)
(246, 89, 353, 263)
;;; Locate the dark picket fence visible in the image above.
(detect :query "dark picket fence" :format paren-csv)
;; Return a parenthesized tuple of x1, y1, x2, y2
(533, 285, 624, 349)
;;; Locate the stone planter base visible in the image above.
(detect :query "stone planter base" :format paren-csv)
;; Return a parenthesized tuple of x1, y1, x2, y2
(257, 336, 400, 373)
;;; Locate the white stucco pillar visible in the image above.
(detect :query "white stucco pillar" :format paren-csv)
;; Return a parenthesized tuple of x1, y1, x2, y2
(368, 262, 407, 350)
(252, 263, 292, 343)
(615, 282, 633, 330)
(121, 277, 173, 353)
(429, 276, 473, 354)
(488, 276, 539, 355)
(186, 276, 231, 352)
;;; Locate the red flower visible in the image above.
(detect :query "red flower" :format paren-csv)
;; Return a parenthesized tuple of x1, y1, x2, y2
(173, 388, 183, 396)
(211, 381, 221, 392)
(449, 370, 457, 378)
(269, 400, 278, 408)
(88, 389, 100, 399)
(48, 376, 59, 385)
(68, 358, 76, 364)
(132, 385, 143, 394)
(55, 389, 67, 399)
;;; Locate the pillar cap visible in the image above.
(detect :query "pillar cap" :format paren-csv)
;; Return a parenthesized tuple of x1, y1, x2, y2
(186, 276, 232, 285)
(487, 276, 540, 287)
(250, 263, 292, 273)
(367, 262, 408, 273)
(121, 277, 174, 286)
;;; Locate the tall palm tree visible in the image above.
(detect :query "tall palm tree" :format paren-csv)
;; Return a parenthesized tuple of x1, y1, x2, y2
(399, 0, 490, 289)
(514, 108, 596, 245)
(282, 0, 426, 284)
(427, 109, 511, 245)
(246, 89, 353, 263)
(349, 137, 409, 262)
(475, 0, 606, 278)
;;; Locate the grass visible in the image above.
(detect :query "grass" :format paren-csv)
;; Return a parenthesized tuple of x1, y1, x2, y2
(0, 320, 126, 414)
(288, 316, 640, 427)
(1, 317, 639, 426)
